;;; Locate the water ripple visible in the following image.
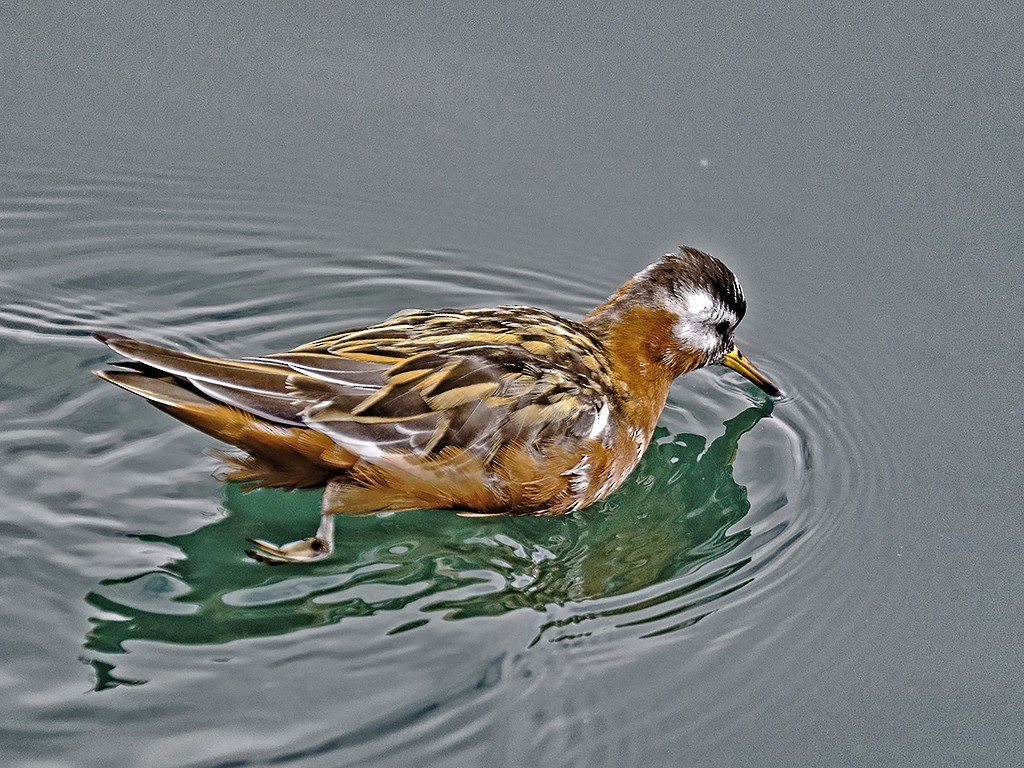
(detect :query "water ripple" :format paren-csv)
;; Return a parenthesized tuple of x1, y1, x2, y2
(0, 147, 897, 767)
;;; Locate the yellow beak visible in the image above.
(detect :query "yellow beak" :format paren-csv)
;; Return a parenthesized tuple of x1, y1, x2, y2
(722, 346, 781, 397)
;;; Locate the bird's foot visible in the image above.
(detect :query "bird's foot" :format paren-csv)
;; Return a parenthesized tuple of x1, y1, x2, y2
(245, 536, 331, 564)
(245, 514, 335, 564)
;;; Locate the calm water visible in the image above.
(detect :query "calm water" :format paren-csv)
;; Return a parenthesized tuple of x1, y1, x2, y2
(3, 4, 1022, 767)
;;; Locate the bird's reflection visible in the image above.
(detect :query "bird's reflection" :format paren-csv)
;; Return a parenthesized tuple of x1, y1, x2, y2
(85, 400, 772, 689)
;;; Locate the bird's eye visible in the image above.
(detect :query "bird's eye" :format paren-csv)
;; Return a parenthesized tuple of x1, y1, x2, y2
(715, 321, 730, 336)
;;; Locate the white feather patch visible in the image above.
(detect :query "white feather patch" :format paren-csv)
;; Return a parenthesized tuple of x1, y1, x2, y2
(589, 402, 610, 439)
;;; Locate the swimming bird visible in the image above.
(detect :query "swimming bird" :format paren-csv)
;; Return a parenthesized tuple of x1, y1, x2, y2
(94, 247, 779, 564)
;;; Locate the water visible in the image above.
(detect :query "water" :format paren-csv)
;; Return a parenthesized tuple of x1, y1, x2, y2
(0, 135, 893, 768)
(3, 4, 1022, 767)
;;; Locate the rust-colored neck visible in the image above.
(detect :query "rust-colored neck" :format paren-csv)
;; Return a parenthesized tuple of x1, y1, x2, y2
(584, 300, 706, 433)
(585, 294, 706, 378)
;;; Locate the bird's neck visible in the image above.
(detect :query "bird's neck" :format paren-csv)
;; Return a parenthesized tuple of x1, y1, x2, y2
(583, 300, 704, 454)
(584, 297, 705, 383)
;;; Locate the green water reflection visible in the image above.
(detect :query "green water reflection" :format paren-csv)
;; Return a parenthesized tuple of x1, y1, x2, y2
(85, 400, 772, 687)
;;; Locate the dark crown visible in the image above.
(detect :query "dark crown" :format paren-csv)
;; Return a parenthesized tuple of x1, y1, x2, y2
(651, 247, 747, 321)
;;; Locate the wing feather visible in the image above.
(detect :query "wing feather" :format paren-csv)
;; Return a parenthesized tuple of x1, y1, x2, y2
(95, 307, 617, 465)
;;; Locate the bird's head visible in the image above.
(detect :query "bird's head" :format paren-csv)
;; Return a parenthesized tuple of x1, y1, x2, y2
(587, 246, 780, 396)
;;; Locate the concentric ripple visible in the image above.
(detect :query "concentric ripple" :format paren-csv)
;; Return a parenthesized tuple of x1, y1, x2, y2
(0, 144, 898, 767)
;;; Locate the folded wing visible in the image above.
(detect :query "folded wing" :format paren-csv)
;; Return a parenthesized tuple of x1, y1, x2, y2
(93, 308, 615, 471)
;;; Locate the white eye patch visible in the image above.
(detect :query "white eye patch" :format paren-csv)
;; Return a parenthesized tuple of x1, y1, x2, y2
(666, 288, 737, 356)
(673, 289, 715, 317)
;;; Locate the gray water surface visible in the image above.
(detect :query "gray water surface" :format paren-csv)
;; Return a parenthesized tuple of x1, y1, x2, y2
(2, 3, 1021, 767)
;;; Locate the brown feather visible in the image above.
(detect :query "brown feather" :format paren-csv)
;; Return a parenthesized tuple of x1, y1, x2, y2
(92, 248, 777, 521)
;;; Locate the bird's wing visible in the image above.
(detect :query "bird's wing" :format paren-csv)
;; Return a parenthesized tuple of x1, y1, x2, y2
(272, 307, 616, 460)
(96, 307, 615, 464)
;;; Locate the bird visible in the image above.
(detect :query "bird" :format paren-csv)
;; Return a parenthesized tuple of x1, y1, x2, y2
(94, 246, 779, 564)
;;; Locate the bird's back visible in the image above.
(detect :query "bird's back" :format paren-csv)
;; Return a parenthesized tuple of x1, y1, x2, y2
(94, 306, 625, 514)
